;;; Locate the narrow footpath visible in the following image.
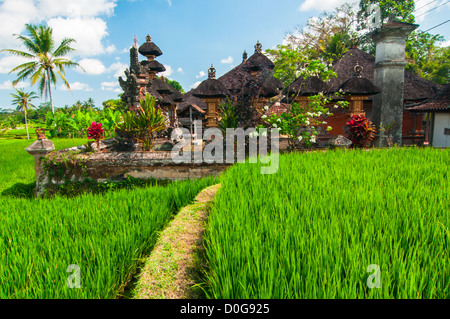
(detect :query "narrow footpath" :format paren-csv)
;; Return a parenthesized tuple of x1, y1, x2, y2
(132, 184, 222, 299)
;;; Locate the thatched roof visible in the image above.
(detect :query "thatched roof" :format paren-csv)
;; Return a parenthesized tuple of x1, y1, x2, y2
(329, 47, 440, 101)
(177, 91, 207, 113)
(192, 66, 229, 98)
(404, 71, 442, 101)
(192, 79, 229, 98)
(285, 76, 328, 96)
(242, 52, 275, 72)
(242, 75, 284, 98)
(338, 77, 380, 96)
(218, 63, 252, 96)
(138, 35, 163, 57)
(406, 84, 450, 112)
(141, 60, 166, 73)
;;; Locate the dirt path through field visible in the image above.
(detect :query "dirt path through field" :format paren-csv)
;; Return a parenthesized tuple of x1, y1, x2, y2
(132, 183, 221, 299)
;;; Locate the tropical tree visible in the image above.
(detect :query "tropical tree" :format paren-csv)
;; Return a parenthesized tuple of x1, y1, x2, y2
(0, 24, 82, 113)
(10, 89, 38, 139)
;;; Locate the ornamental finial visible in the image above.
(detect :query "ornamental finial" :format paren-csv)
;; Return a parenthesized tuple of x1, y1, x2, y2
(208, 64, 216, 79)
(146, 34, 151, 43)
(353, 62, 363, 78)
(255, 41, 262, 53)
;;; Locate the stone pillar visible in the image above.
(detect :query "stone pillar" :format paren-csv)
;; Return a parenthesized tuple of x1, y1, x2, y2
(25, 130, 55, 196)
(368, 21, 418, 147)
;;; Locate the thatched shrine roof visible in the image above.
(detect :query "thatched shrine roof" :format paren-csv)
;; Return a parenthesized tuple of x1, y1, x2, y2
(141, 60, 166, 73)
(285, 76, 328, 97)
(242, 52, 275, 72)
(138, 35, 163, 57)
(338, 64, 380, 96)
(328, 47, 440, 101)
(177, 92, 207, 113)
(243, 75, 284, 98)
(192, 65, 230, 98)
(407, 84, 450, 112)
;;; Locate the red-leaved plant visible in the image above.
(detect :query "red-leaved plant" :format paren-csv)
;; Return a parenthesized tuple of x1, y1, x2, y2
(346, 114, 376, 148)
(87, 121, 104, 149)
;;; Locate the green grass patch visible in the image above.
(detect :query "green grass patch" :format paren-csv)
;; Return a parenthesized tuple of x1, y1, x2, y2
(0, 138, 217, 298)
(204, 147, 449, 298)
(0, 177, 216, 298)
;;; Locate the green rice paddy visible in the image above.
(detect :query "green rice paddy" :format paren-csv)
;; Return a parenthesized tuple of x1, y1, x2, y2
(204, 148, 449, 298)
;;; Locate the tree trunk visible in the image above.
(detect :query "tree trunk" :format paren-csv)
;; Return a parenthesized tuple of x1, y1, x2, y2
(24, 107, 29, 140)
(47, 69, 54, 114)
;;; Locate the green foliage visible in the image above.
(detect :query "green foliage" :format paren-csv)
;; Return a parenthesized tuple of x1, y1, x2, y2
(218, 98, 239, 134)
(115, 95, 168, 150)
(204, 148, 450, 298)
(102, 98, 128, 113)
(45, 106, 122, 139)
(165, 78, 185, 94)
(406, 32, 450, 85)
(358, 0, 416, 29)
(277, 3, 360, 64)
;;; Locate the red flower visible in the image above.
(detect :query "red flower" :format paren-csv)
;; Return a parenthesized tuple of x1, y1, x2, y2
(87, 122, 104, 141)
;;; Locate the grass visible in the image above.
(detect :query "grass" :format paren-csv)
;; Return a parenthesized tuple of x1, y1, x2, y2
(0, 138, 87, 193)
(0, 138, 217, 299)
(204, 147, 449, 299)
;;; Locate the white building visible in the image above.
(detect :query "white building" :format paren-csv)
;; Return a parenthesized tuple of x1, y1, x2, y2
(407, 84, 450, 148)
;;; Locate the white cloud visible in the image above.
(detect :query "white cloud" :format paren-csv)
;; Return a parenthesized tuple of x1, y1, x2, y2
(77, 58, 107, 75)
(59, 81, 92, 91)
(298, 0, 349, 12)
(196, 71, 206, 79)
(105, 45, 117, 54)
(0, 55, 33, 74)
(39, 0, 117, 18)
(190, 81, 202, 89)
(166, 0, 172, 6)
(221, 56, 234, 64)
(0, 0, 118, 55)
(160, 65, 174, 78)
(0, 80, 29, 90)
(177, 67, 184, 73)
(48, 17, 111, 57)
(101, 81, 119, 90)
(0, 0, 39, 48)
(440, 40, 450, 48)
(108, 61, 128, 78)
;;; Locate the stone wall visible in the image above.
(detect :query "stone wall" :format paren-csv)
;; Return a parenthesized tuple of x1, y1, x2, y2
(33, 142, 231, 196)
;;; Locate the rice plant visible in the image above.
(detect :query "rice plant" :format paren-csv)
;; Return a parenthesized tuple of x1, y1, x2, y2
(0, 177, 215, 298)
(204, 147, 449, 299)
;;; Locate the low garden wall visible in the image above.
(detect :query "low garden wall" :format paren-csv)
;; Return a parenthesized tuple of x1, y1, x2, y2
(26, 139, 231, 196)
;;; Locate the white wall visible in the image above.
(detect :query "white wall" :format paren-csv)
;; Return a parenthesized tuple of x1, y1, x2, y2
(433, 113, 450, 148)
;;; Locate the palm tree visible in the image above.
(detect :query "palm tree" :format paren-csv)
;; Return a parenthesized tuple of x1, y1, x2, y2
(10, 89, 38, 140)
(1, 24, 82, 114)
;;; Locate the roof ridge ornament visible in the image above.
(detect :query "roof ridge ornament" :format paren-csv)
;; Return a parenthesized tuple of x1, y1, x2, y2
(208, 64, 216, 79)
(146, 34, 152, 43)
(353, 62, 363, 78)
(255, 41, 262, 53)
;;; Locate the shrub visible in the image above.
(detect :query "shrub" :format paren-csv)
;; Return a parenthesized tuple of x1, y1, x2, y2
(346, 114, 376, 148)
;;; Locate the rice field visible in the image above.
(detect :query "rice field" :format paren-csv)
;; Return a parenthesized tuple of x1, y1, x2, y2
(0, 139, 216, 298)
(204, 147, 449, 299)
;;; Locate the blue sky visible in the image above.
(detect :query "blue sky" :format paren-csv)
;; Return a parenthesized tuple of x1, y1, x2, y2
(0, 0, 449, 110)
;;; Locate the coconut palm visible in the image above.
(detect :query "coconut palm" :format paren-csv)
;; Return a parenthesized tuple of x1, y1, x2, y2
(10, 89, 38, 140)
(1, 24, 82, 114)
